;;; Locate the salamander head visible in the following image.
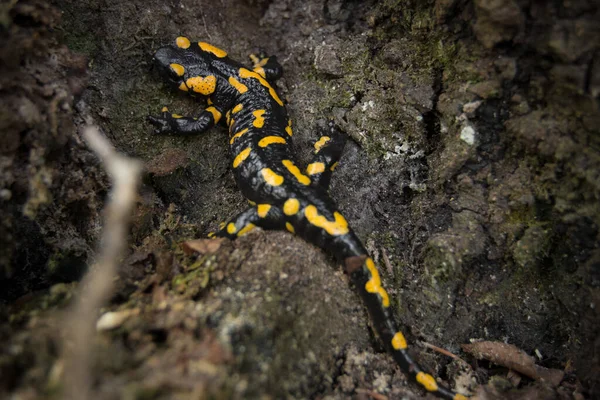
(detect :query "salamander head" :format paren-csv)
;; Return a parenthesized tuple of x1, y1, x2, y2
(152, 37, 214, 95)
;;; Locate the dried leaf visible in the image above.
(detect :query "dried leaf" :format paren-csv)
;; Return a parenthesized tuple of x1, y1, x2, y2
(462, 341, 564, 386)
(182, 238, 225, 255)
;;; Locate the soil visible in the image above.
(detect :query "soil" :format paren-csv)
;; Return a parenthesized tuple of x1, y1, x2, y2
(1, 0, 598, 399)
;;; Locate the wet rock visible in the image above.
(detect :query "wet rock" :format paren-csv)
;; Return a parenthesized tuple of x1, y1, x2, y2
(510, 94, 530, 115)
(451, 174, 488, 215)
(505, 111, 560, 156)
(546, 19, 600, 63)
(468, 79, 501, 99)
(432, 123, 478, 183)
(549, 64, 588, 95)
(494, 56, 517, 81)
(379, 70, 435, 112)
(473, 0, 524, 48)
(325, 0, 352, 22)
(424, 210, 487, 276)
(200, 231, 371, 397)
(314, 43, 343, 77)
(380, 38, 412, 69)
(437, 91, 477, 118)
(462, 100, 483, 117)
(512, 225, 551, 268)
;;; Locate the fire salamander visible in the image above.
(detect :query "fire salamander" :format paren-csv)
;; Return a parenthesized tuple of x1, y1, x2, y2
(148, 36, 467, 400)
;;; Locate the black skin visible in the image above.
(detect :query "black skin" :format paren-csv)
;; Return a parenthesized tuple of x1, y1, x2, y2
(147, 37, 464, 400)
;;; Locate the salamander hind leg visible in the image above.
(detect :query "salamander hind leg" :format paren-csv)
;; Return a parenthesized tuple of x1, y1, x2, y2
(306, 122, 347, 189)
(147, 105, 223, 136)
(249, 51, 283, 82)
(212, 204, 285, 239)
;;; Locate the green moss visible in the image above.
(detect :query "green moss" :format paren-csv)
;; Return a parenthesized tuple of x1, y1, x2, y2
(171, 254, 214, 298)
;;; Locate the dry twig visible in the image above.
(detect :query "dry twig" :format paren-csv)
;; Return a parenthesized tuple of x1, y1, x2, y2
(62, 126, 141, 400)
(421, 340, 465, 362)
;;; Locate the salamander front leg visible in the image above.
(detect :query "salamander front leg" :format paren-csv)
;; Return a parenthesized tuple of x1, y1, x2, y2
(147, 105, 223, 136)
(306, 122, 347, 189)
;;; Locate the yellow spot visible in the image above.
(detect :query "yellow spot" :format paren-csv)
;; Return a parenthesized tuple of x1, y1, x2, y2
(169, 63, 185, 76)
(364, 258, 390, 307)
(306, 162, 325, 175)
(171, 114, 182, 118)
(238, 68, 283, 106)
(257, 204, 271, 218)
(207, 98, 213, 105)
(228, 118, 235, 130)
(330, 161, 339, 171)
(282, 160, 311, 185)
(232, 104, 243, 114)
(304, 205, 349, 236)
(230, 128, 249, 144)
(258, 136, 286, 147)
(252, 109, 266, 128)
(285, 119, 293, 136)
(254, 66, 266, 77)
(248, 200, 257, 206)
(219, 222, 226, 230)
(391, 332, 407, 350)
(161, 106, 169, 112)
(186, 75, 217, 95)
(453, 395, 468, 400)
(250, 55, 269, 67)
(283, 198, 300, 216)
(178, 82, 188, 92)
(314, 136, 331, 152)
(237, 223, 255, 236)
(416, 372, 439, 392)
(226, 222, 236, 235)
(207, 232, 215, 238)
(198, 42, 227, 58)
(205, 106, 221, 123)
(285, 222, 295, 234)
(229, 76, 248, 94)
(261, 168, 284, 186)
(249, 54, 260, 64)
(176, 36, 190, 49)
(233, 147, 251, 168)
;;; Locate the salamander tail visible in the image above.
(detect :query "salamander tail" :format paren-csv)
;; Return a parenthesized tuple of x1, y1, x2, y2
(343, 255, 465, 400)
